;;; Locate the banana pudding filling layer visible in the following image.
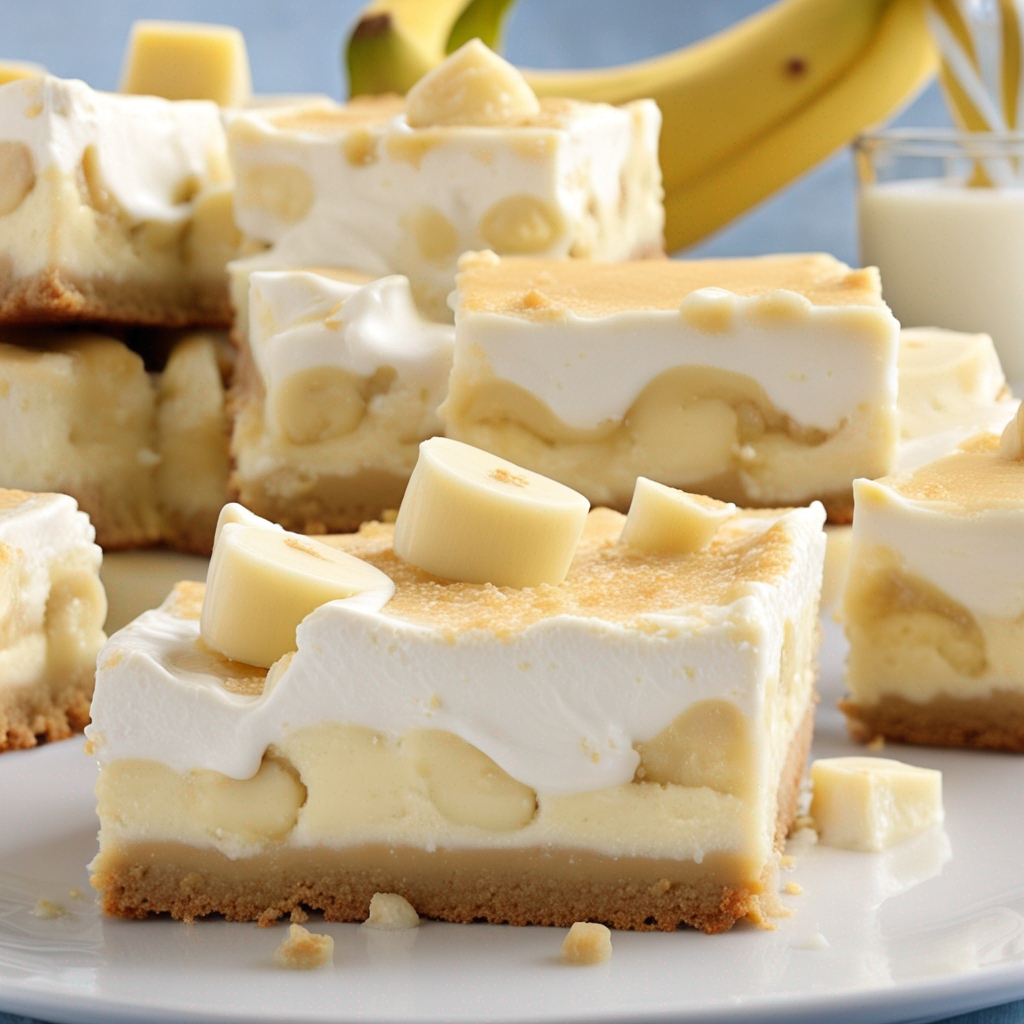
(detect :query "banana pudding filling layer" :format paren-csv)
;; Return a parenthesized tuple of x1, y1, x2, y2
(444, 252, 901, 522)
(87, 443, 826, 934)
(842, 414, 1024, 750)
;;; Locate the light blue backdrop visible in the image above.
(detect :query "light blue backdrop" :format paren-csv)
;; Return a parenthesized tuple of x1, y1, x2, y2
(2, 0, 952, 268)
(0, 4, 992, 1024)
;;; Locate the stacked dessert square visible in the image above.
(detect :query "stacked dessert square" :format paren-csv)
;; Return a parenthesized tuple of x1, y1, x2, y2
(0, 72, 237, 551)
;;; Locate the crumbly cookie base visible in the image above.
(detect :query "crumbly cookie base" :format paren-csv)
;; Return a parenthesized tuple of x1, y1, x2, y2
(842, 690, 1024, 752)
(232, 467, 410, 535)
(0, 265, 231, 329)
(159, 506, 219, 557)
(0, 668, 94, 753)
(91, 708, 813, 933)
(40, 478, 164, 552)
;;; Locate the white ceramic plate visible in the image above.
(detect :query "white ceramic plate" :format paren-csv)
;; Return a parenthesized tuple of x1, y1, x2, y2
(4, 588, 1024, 1024)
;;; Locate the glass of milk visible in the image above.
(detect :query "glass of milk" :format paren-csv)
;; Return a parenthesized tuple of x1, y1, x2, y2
(857, 129, 1024, 379)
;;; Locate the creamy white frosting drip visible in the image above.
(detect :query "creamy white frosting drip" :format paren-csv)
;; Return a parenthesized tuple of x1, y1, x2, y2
(0, 75, 228, 224)
(852, 463, 1024, 619)
(247, 271, 454, 438)
(0, 492, 100, 636)
(450, 294, 900, 434)
(86, 504, 825, 793)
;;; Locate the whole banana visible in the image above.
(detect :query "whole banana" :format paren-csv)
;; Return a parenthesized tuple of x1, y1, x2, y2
(346, 0, 937, 251)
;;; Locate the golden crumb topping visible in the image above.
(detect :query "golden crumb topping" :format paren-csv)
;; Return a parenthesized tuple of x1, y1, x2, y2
(167, 581, 204, 620)
(319, 507, 797, 636)
(892, 432, 1024, 510)
(456, 253, 884, 321)
(0, 487, 39, 512)
(267, 95, 405, 134)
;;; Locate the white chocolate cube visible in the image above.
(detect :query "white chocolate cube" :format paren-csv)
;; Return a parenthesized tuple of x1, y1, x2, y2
(810, 757, 943, 852)
(620, 477, 735, 555)
(120, 21, 252, 106)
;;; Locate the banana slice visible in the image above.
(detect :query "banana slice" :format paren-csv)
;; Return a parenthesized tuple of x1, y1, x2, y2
(405, 39, 540, 129)
(619, 477, 736, 555)
(393, 437, 589, 587)
(213, 502, 282, 546)
(201, 524, 394, 667)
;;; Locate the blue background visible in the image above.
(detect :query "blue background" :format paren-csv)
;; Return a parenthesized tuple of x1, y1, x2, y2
(0, 2, 1010, 1023)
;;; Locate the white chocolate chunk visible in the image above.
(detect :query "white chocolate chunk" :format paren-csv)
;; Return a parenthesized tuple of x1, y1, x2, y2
(393, 438, 589, 587)
(999, 404, 1024, 460)
(810, 757, 943, 852)
(200, 524, 394, 668)
(619, 477, 736, 555)
(362, 892, 420, 931)
(560, 922, 612, 965)
(120, 20, 252, 106)
(405, 39, 540, 129)
(213, 501, 281, 547)
(273, 924, 333, 969)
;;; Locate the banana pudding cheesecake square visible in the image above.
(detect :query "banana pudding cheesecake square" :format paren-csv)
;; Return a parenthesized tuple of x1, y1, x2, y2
(0, 75, 237, 328)
(443, 251, 901, 521)
(87, 441, 825, 934)
(842, 408, 1024, 751)
(226, 40, 663, 322)
(0, 489, 106, 752)
(229, 268, 453, 533)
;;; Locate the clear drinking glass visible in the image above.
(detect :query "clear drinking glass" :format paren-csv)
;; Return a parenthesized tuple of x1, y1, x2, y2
(856, 128, 1024, 380)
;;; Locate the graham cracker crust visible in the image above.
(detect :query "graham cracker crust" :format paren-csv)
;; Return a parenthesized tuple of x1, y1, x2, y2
(842, 690, 1024, 752)
(0, 265, 231, 330)
(36, 478, 164, 552)
(230, 467, 411, 536)
(159, 506, 218, 557)
(0, 669, 94, 753)
(91, 708, 814, 933)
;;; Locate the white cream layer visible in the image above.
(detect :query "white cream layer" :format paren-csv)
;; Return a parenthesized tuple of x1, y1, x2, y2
(852, 465, 1024, 620)
(86, 504, 826, 795)
(0, 75, 228, 225)
(247, 270, 454, 439)
(449, 291, 899, 434)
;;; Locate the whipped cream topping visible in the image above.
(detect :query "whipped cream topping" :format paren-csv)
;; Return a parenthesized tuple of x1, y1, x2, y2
(248, 271, 454, 438)
(0, 492, 100, 644)
(86, 504, 825, 794)
(450, 291, 899, 433)
(0, 75, 228, 224)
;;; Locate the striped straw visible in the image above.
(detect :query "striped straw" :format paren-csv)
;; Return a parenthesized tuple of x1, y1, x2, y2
(929, 0, 1024, 182)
